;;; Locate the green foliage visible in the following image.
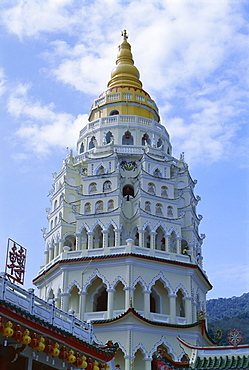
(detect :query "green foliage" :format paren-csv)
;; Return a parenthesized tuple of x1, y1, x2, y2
(206, 293, 249, 345)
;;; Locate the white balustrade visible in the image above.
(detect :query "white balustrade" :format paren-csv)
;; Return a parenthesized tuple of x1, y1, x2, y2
(0, 274, 92, 343)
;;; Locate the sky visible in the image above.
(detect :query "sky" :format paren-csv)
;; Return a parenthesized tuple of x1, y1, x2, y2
(0, 0, 248, 300)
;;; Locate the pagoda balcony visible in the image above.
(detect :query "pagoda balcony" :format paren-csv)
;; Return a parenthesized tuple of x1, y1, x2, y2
(79, 115, 169, 139)
(0, 273, 92, 343)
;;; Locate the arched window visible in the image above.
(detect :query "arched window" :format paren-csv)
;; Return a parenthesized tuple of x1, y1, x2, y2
(93, 224, 103, 248)
(84, 202, 91, 214)
(181, 239, 188, 254)
(103, 180, 112, 192)
(107, 224, 115, 247)
(157, 138, 162, 147)
(123, 184, 134, 198)
(122, 131, 133, 145)
(150, 287, 160, 313)
(148, 182, 155, 194)
(93, 285, 107, 311)
(107, 199, 114, 211)
(144, 226, 151, 248)
(89, 182, 97, 193)
(113, 281, 125, 311)
(169, 231, 177, 253)
(176, 290, 185, 317)
(89, 136, 96, 149)
(69, 286, 80, 315)
(155, 203, 163, 216)
(80, 142, 84, 153)
(155, 226, 165, 251)
(95, 201, 103, 214)
(134, 282, 143, 311)
(153, 168, 162, 177)
(50, 220, 53, 230)
(105, 131, 113, 143)
(150, 281, 169, 314)
(96, 165, 105, 175)
(145, 201, 151, 212)
(167, 206, 173, 217)
(161, 186, 168, 197)
(141, 133, 151, 145)
(110, 110, 119, 116)
(54, 200, 57, 210)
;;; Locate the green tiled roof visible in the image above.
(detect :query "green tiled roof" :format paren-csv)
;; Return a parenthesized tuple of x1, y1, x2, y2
(194, 354, 249, 369)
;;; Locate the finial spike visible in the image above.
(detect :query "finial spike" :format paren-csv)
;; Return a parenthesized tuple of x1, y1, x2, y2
(122, 29, 128, 41)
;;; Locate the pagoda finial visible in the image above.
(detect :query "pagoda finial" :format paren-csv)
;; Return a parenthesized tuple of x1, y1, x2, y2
(107, 31, 142, 89)
(122, 29, 128, 41)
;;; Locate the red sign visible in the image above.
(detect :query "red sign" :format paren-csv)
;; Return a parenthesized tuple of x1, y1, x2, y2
(5, 238, 26, 285)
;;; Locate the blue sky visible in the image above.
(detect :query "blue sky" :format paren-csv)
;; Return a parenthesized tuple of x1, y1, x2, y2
(0, 0, 248, 299)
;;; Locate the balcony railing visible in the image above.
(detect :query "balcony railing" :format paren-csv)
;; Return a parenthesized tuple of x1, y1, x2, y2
(0, 273, 92, 343)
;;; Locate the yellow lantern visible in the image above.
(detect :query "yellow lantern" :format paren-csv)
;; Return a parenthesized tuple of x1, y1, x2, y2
(67, 349, 76, 364)
(34, 336, 45, 351)
(20, 329, 31, 345)
(2, 321, 14, 338)
(78, 355, 88, 369)
(52, 342, 60, 357)
(93, 360, 99, 370)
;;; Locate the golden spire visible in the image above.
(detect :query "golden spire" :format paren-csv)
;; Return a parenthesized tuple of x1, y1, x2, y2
(107, 30, 143, 89)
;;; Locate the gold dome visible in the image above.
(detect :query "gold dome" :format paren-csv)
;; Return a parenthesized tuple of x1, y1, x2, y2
(107, 30, 143, 89)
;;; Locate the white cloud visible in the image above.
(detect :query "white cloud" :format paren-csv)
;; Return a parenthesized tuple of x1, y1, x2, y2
(1, 0, 248, 166)
(7, 84, 87, 155)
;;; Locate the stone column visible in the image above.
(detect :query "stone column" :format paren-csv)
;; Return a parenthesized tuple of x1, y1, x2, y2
(192, 300, 197, 322)
(60, 292, 70, 313)
(124, 356, 135, 370)
(76, 233, 81, 250)
(107, 289, 115, 319)
(87, 231, 94, 249)
(165, 235, 169, 252)
(138, 229, 145, 248)
(150, 232, 156, 249)
(144, 358, 152, 370)
(114, 228, 121, 247)
(48, 245, 54, 261)
(143, 289, 151, 318)
(44, 250, 49, 265)
(176, 237, 181, 254)
(124, 287, 134, 310)
(184, 297, 192, 324)
(59, 239, 64, 253)
(169, 293, 177, 324)
(79, 291, 87, 321)
(54, 242, 59, 257)
(102, 230, 109, 248)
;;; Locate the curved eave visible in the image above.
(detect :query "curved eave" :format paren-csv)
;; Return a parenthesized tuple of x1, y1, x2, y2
(177, 336, 249, 351)
(0, 300, 117, 362)
(33, 253, 212, 290)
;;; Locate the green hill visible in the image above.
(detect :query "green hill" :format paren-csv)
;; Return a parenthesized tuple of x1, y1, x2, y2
(206, 293, 249, 345)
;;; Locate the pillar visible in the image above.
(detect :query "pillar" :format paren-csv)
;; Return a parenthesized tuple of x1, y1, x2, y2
(144, 358, 152, 370)
(87, 231, 94, 249)
(143, 289, 151, 318)
(102, 230, 109, 248)
(124, 287, 134, 310)
(165, 235, 169, 252)
(176, 237, 181, 254)
(59, 239, 64, 253)
(76, 233, 81, 250)
(61, 292, 70, 313)
(114, 228, 121, 247)
(79, 291, 87, 321)
(48, 245, 54, 261)
(54, 242, 59, 257)
(138, 229, 145, 248)
(184, 297, 192, 324)
(44, 250, 49, 265)
(150, 232, 156, 249)
(169, 293, 176, 324)
(107, 289, 115, 319)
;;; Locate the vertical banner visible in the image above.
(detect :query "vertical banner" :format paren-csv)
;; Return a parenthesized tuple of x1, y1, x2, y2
(5, 238, 27, 285)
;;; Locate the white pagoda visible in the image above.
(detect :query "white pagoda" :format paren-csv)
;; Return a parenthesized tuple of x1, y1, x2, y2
(34, 31, 213, 370)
